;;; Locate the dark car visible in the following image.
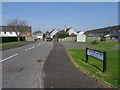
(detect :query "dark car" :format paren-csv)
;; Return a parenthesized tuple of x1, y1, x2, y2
(46, 38, 52, 41)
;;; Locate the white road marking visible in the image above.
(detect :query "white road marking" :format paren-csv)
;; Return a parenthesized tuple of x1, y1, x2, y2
(0, 53, 18, 63)
(25, 46, 35, 51)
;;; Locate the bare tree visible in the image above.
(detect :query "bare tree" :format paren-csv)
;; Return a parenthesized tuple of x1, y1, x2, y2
(7, 18, 28, 42)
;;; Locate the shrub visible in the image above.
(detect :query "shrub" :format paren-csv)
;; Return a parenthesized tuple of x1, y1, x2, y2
(1, 37, 25, 43)
(91, 40, 98, 44)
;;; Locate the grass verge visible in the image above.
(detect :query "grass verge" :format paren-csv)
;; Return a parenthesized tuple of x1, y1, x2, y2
(79, 41, 118, 50)
(68, 48, 119, 88)
(0, 41, 31, 47)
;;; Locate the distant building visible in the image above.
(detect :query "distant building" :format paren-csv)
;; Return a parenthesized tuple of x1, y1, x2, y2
(84, 25, 120, 41)
(84, 28, 109, 37)
(109, 25, 120, 39)
(77, 31, 85, 35)
(65, 27, 77, 36)
(0, 26, 18, 37)
(76, 31, 86, 42)
(0, 26, 32, 41)
(50, 29, 58, 38)
(33, 30, 43, 40)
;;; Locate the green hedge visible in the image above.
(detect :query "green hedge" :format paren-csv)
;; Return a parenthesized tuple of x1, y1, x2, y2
(0, 37, 25, 43)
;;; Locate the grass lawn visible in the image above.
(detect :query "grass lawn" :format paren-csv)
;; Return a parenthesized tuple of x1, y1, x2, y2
(67, 41, 119, 88)
(0, 41, 31, 47)
(79, 41, 118, 50)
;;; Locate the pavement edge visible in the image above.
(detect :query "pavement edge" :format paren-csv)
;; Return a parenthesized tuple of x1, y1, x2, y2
(38, 41, 54, 88)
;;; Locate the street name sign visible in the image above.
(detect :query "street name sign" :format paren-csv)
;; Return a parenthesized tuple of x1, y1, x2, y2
(86, 48, 106, 72)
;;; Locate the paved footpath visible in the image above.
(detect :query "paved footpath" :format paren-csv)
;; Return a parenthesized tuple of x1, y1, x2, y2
(43, 42, 106, 88)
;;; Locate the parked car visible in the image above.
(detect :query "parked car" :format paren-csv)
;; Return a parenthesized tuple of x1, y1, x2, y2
(46, 38, 52, 41)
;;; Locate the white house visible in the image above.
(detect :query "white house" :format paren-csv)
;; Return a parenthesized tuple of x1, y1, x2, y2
(0, 26, 33, 41)
(33, 33, 43, 40)
(33, 31, 43, 40)
(0, 26, 32, 38)
(0, 31, 18, 37)
(65, 27, 77, 35)
(50, 29, 58, 38)
(76, 31, 86, 42)
(77, 31, 84, 35)
(0, 26, 19, 37)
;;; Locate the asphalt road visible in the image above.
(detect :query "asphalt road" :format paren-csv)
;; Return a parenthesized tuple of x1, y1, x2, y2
(2, 40, 53, 88)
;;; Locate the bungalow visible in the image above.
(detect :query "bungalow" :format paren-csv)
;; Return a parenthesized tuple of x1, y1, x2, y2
(109, 25, 120, 39)
(84, 28, 109, 37)
(84, 25, 120, 41)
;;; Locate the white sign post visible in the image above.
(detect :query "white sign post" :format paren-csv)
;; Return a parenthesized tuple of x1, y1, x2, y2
(86, 48, 106, 72)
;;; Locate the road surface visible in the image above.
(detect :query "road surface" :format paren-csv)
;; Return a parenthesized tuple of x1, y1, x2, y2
(2, 40, 53, 88)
